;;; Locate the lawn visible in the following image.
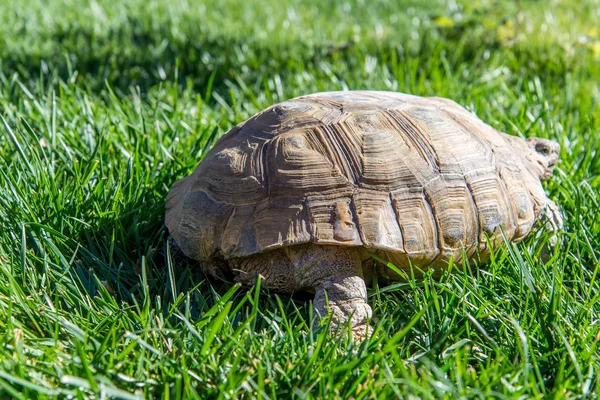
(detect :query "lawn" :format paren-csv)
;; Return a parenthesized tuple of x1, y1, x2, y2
(0, 0, 599, 398)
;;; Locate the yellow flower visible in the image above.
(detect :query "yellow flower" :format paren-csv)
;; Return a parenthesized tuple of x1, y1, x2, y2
(587, 41, 600, 58)
(497, 20, 515, 44)
(434, 16, 455, 28)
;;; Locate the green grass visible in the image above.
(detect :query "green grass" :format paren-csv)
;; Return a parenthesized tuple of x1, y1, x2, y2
(0, 0, 599, 398)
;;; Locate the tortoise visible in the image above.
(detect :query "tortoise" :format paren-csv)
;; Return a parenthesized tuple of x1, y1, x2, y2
(166, 91, 562, 337)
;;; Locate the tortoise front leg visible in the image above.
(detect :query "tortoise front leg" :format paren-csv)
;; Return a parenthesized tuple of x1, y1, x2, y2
(544, 199, 563, 233)
(313, 273, 373, 339)
(288, 245, 373, 340)
(542, 199, 563, 247)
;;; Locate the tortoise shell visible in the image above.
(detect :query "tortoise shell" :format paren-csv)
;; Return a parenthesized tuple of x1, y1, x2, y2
(166, 91, 559, 270)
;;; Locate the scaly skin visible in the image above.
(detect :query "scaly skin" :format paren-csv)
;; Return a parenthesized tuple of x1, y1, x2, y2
(229, 244, 372, 338)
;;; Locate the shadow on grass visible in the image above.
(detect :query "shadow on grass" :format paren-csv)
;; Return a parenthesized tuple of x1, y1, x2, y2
(3, 15, 582, 100)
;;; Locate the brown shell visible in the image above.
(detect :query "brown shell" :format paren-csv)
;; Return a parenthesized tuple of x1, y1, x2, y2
(166, 91, 548, 268)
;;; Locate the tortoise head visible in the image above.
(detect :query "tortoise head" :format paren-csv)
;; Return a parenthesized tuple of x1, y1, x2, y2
(524, 137, 560, 180)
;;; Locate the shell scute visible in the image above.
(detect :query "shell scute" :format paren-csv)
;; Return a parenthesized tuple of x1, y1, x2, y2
(390, 187, 439, 265)
(253, 197, 312, 252)
(353, 190, 404, 251)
